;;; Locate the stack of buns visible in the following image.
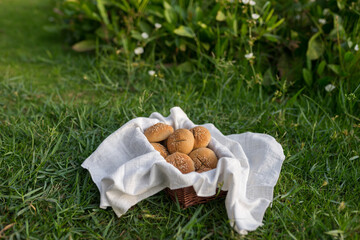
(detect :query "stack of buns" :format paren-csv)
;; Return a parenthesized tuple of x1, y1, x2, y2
(144, 123, 218, 174)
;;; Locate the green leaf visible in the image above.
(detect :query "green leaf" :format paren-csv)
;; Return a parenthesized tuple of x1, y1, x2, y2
(263, 33, 280, 42)
(174, 26, 195, 38)
(163, 1, 171, 10)
(216, 10, 226, 21)
(195, 7, 203, 22)
(164, 8, 177, 24)
(262, 1, 271, 13)
(302, 68, 313, 86)
(328, 64, 341, 75)
(110, 1, 130, 12)
(197, 21, 207, 29)
(306, 57, 312, 70)
(138, 21, 152, 34)
(267, 18, 285, 31)
(344, 51, 354, 64)
(164, 2, 177, 24)
(130, 30, 142, 41)
(290, 30, 298, 39)
(174, 6, 186, 21)
(285, 87, 305, 108)
(232, 18, 237, 36)
(306, 32, 324, 60)
(264, 9, 274, 23)
(79, 3, 101, 21)
(240, 23, 247, 36)
(139, 0, 150, 13)
(336, 0, 345, 10)
(97, 0, 110, 25)
(72, 40, 96, 52)
(201, 42, 210, 51)
(317, 60, 326, 75)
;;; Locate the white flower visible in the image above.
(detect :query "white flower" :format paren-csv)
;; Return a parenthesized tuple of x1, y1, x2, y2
(295, 15, 301, 20)
(155, 23, 162, 29)
(318, 18, 326, 24)
(242, 0, 249, 4)
(249, 0, 256, 5)
(355, 44, 359, 51)
(245, 52, 254, 59)
(251, 13, 260, 20)
(134, 47, 144, 55)
(325, 84, 336, 92)
(148, 70, 156, 76)
(141, 32, 149, 39)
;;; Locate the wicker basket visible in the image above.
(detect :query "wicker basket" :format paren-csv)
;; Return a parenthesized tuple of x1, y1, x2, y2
(164, 186, 227, 209)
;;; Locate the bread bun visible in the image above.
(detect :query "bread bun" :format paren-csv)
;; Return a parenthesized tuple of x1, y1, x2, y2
(189, 148, 218, 170)
(144, 123, 174, 142)
(167, 129, 194, 154)
(190, 126, 211, 149)
(151, 143, 169, 158)
(165, 152, 195, 174)
(196, 167, 212, 173)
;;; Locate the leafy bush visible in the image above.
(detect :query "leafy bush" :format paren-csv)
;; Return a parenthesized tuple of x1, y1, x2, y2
(266, 0, 360, 90)
(51, 0, 283, 66)
(50, 0, 360, 96)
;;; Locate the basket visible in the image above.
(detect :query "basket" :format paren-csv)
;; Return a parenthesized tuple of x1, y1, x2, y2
(164, 186, 227, 209)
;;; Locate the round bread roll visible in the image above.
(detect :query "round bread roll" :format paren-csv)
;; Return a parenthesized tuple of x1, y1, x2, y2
(144, 123, 174, 142)
(190, 126, 211, 149)
(189, 148, 218, 170)
(165, 152, 195, 174)
(167, 129, 194, 154)
(151, 143, 169, 158)
(196, 167, 212, 173)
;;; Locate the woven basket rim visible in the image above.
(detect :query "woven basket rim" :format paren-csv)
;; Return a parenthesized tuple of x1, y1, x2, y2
(164, 186, 227, 208)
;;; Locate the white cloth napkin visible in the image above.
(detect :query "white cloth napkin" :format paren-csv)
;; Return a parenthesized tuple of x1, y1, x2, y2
(82, 107, 285, 233)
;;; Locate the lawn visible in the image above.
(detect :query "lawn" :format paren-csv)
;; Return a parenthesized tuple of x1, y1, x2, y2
(0, 0, 359, 239)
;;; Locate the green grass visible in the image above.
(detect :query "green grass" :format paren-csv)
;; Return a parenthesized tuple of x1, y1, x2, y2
(1, 0, 360, 239)
(0, 0, 95, 97)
